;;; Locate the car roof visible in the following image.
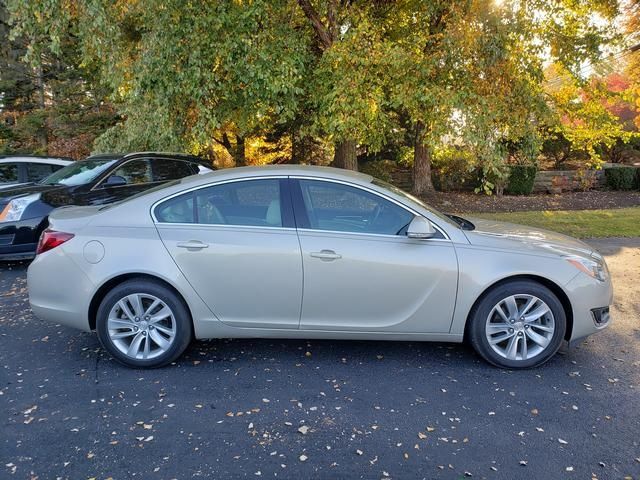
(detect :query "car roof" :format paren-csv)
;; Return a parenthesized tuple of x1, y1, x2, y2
(0, 156, 73, 166)
(162, 164, 373, 191)
(86, 152, 205, 162)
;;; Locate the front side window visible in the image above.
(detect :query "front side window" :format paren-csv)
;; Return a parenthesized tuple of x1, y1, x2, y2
(0, 163, 18, 184)
(298, 179, 414, 235)
(155, 179, 283, 227)
(111, 159, 153, 185)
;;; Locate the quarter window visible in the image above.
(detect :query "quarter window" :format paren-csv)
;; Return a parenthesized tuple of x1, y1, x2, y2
(298, 179, 414, 235)
(155, 179, 283, 227)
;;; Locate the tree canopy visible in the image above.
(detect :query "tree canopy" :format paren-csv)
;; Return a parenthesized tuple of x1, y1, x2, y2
(2, 0, 637, 194)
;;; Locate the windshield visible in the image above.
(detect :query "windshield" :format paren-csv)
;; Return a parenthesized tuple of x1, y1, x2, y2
(370, 178, 459, 227)
(40, 158, 118, 186)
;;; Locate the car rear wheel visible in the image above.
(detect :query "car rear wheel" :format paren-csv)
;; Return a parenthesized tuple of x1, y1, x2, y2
(468, 280, 566, 369)
(96, 279, 192, 368)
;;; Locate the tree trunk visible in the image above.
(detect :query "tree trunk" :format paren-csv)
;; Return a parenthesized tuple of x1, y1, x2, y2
(233, 135, 246, 166)
(35, 56, 47, 150)
(333, 139, 357, 171)
(412, 121, 434, 195)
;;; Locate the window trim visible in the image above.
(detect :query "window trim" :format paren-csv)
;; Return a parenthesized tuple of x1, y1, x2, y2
(289, 176, 449, 241)
(151, 176, 295, 229)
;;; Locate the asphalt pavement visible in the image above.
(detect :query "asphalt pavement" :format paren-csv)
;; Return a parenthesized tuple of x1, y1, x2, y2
(1, 239, 639, 479)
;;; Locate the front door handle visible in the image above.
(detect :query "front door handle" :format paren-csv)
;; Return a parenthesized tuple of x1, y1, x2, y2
(310, 249, 342, 261)
(176, 240, 209, 250)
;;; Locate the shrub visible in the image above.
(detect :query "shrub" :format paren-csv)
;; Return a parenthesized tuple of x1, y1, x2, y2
(359, 159, 396, 183)
(604, 167, 638, 190)
(431, 146, 479, 191)
(506, 165, 537, 195)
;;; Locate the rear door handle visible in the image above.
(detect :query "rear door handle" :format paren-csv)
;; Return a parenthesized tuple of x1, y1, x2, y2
(176, 240, 209, 250)
(310, 250, 341, 261)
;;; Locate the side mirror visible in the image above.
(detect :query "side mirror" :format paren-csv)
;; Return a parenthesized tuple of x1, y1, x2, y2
(105, 175, 127, 187)
(407, 216, 435, 239)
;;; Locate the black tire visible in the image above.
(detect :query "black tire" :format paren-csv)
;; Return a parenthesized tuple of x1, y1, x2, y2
(467, 280, 566, 369)
(96, 279, 193, 368)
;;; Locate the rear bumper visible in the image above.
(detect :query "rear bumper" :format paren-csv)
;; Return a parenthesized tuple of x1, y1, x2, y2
(0, 216, 47, 260)
(27, 245, 94, 332)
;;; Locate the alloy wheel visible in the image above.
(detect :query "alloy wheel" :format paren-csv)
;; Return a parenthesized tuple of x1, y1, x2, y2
(107, 293, 177, 360)
(485, 294, 555, 362)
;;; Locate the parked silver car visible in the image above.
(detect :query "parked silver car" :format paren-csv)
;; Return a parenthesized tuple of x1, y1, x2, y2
(27, 166, 612, 368)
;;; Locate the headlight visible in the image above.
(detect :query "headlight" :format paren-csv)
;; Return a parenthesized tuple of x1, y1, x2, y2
(566, 255, 608, 282)
(0, 193, 41, 223)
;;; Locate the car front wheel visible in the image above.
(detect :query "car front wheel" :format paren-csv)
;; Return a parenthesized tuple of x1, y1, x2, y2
(96, 279, 192, 368)
(468, 280, 566, 369)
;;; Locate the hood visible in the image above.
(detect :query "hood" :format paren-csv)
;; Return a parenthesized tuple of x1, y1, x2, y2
(463, 217, 594, 258)
(0, 183, 64, 209)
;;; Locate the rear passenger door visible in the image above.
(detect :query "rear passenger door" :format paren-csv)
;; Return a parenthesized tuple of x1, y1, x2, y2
(154, 177, 303, 329)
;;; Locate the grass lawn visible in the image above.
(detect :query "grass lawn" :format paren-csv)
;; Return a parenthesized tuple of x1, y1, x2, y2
(471, 207, 640, 238)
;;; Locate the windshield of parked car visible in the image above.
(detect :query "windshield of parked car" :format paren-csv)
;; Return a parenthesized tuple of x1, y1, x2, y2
(40, 158, 118, 186)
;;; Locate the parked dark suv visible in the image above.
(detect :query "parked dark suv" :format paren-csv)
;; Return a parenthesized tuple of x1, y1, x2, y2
(0, 152, 213, 260)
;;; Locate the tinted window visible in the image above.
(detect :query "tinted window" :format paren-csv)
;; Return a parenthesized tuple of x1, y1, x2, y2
(26, 163, 56, 182)
(0, 163, 18, 184)
(152, 159, 198, 182)
(156, 179, 282, 227)
(41, 158, 118, 186)
(298, 180, 414, 235)
(112, 159, 153, 185)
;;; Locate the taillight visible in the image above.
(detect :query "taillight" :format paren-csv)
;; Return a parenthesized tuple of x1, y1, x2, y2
(36, 229, 75, 255)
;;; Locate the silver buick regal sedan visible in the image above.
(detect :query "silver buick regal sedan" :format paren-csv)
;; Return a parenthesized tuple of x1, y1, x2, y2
(27, 166, 612, 369)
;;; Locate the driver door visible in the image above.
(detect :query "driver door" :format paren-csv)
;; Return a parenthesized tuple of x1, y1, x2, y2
(292, 178, 458, 334)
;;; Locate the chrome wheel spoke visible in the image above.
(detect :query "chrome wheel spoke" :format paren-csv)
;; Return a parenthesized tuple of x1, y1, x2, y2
(127, 294, 144, 317)
(487, 323, 511, 334)
(143, 336, 151, 359)
(126, 332, 145, 357)
(520, 334, 528, 359)
(505, 335, 519, 360)
(504, 296, 519, 319)
(144, 299, 161, 317)
(489, 330, 515, 345)
(150, 307, 172, 324)
(111, 330, 137, 339)
(519, 296, 537, 317)
(153, 323, 175, 336)
(118, 300, 136, 321)
(108, 318, 135, 329)
(529, 323, 554, 333)
(524, 304, 550, 322)
(525, 328, 550, 347)
(149, 329, 171, 350)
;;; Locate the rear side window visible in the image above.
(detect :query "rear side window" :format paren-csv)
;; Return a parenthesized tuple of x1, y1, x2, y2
(0, 163, 18, 184)
(155, 179, 284, 227)
(152, 159, 198, 182)
(26, 163, 56, 182)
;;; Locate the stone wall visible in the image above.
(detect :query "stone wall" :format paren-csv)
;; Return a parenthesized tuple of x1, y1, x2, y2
(532, 170, 605, 193)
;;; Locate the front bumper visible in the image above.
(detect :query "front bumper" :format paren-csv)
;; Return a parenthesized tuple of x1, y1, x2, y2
(0, 216, 48, 260)
(565, 272, 613, 347)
